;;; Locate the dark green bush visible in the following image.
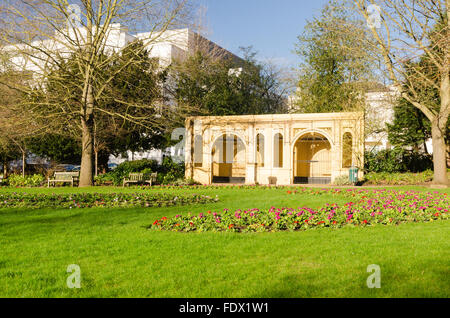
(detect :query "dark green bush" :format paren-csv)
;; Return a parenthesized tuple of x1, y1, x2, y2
(94, 173, 115, 185)
(157, 157, 185, 184)
(98, 159, 157, 185)
(98, 158, 185, 186)
(6, 174, 45, 187)
(364, 148, 433, 173)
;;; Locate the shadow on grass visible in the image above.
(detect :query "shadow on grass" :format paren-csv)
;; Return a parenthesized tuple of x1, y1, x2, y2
(250, 258, 450, 298)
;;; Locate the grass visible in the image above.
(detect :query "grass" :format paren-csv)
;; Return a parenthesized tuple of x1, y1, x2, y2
(0, 185, 449, 298)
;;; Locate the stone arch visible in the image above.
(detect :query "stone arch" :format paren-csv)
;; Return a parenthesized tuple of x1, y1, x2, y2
(291, 129, 335, 151)
(210, 133, 247, 184)
(273, 132, 284, 168)
(208, 129, 248, 155)
(342, 132, 353, 168)
(193, 135, 203, 167)
(292, 131, 332, 184)
(255, 133, 265, 167)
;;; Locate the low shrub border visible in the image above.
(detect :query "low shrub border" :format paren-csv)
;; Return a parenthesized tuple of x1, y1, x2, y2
(150, 189, 449, 233)
(1, 174, 45, 187)
(0, 192, 219, 210)
(363, 170, 434, 185)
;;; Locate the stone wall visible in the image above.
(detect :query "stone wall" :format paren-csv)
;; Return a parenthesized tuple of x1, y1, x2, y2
(185, 113, 365, 185)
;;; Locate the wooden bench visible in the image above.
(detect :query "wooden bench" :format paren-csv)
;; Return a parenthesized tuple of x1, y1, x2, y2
(123, 172, 157, 187)
(48, 172, 80, 187)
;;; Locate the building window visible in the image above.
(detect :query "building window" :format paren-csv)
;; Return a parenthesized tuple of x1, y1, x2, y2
(194, 135, 203, 167)
(342, 132, 353, 168)
(274, 133, 283, 168)
(256, 133, 264, 167)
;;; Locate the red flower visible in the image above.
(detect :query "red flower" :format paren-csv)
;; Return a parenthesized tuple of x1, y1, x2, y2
(287, 191, 292, 194)
(363, 220, 368, 224)
(228, 224, 234, 229)
(153, 220, 159, 225)
(318, 221, 325, 225)
(332, 221, 337, 225)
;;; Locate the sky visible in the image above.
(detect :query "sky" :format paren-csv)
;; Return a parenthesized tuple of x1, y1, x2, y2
(199, 0, 331, 69)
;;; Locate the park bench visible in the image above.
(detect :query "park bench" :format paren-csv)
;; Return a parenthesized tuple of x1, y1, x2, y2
(48, 171, 80, 187)
(123, 172, 157, 187)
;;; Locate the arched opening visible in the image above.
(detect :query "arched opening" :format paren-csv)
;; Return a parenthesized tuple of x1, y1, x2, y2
(342, 132, 353, 168)
(194, 135, 203, 167)
(293, 132, 331, 184)
(211, 134, 246, 183)
(273, 133, 283, 168)
(256, 133, 264, 167)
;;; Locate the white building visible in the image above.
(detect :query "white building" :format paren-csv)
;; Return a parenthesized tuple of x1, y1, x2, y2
(288, 85, 433, 154)
(364, 85, 398, 151)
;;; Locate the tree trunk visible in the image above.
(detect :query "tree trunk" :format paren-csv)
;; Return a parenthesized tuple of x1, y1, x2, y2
(447, 141, 450, 168)
(431, 120, 449, 185)
(95, 149, 98, 177)
(79, 79, 94, 187)
(2, 160, 7, 179)
(435, 45, 450, 182)
(79, 117, 94, 187)
(423, 140, 429, 155)
(22, 151, 26, 177)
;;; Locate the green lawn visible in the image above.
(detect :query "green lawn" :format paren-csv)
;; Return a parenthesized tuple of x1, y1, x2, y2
(0, 185, 449, 298)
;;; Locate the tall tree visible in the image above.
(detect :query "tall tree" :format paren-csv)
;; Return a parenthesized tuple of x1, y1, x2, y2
(26, 40, 169, 175)
(387, 58, 450, 164)
(172, 47, 286, 116)
(353, 0, 450, 185)
(0, 0, 193, 186)
(387, 99, 432, 154)
(26, 133, 82, 165)
(293, 0, 377, 114)
(0, 51, 33, 177)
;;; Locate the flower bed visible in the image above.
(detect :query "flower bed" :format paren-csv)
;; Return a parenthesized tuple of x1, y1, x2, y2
(150, 189, 449, 233)
(138, 184, 321, 190)
(0, 192, 219, 210)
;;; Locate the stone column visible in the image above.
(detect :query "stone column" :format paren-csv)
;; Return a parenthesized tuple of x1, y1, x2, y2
(284, 122, 291, 184)
(246, 122, 256, 184)
(185, 119, 193, 180)
(203, 123, 212, 184)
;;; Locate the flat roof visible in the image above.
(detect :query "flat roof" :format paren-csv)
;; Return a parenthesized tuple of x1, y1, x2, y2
(187, 112, 364, 123)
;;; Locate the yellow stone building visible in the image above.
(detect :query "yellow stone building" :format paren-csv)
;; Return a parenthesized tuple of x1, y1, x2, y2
(185, 112, 364, 185)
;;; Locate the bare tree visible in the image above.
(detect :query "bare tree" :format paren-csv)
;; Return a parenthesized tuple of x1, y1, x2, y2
(0, 0, 195, 186)
(0, 96, 32, 178)
(0, 50, 36, 177)
(352, 0, 449, 185)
